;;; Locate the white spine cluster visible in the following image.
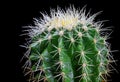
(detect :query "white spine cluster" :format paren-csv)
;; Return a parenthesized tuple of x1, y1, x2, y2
(26, 6, 104, 37)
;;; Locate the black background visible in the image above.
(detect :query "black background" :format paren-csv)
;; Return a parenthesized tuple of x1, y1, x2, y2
(15, 0, 120, 82)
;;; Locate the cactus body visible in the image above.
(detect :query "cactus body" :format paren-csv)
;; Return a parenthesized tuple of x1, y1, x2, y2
(23, 7, 113, 82)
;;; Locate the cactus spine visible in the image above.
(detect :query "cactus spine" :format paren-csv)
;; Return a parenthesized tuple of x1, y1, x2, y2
(22, 6, 114, 82)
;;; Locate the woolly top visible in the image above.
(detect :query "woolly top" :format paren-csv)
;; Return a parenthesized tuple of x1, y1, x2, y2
(29, 6, 103, 37)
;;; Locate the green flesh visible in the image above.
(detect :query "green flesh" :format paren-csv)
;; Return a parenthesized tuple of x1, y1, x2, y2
(28, 24, 108, 82)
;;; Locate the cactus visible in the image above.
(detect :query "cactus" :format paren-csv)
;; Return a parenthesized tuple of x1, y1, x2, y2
(22, 6, 115, 82)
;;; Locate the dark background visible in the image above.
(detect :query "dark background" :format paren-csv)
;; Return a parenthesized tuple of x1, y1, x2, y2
(15, 0, 120, 82)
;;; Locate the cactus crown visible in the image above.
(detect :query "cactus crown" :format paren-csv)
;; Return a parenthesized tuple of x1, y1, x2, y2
(22, 6, 115, 82)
